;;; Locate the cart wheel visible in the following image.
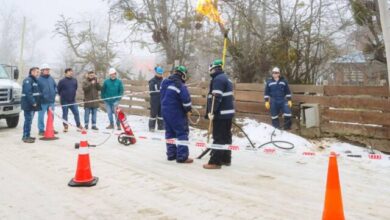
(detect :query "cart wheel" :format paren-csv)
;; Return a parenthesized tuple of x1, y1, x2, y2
(118, 133, 125, 144)
(122, 137, 132, 146)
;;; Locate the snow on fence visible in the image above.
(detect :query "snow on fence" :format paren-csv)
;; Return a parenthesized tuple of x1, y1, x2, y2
(120, 79, 390, 142)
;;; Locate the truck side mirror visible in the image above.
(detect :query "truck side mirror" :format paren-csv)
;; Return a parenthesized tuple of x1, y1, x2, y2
(14, 69, 19, 80)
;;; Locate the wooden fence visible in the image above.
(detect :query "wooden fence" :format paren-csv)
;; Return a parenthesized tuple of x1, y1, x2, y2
(119, 79, 390, 150)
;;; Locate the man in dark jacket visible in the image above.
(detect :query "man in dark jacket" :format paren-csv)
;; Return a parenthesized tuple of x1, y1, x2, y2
(21, 67, 41, 143)
(264, 67, 292, 130)
(101, 68, 124, 130)
(37, 63, 57, 135)
(58, 68, 82, 132)
(148, 66, 164, 131)
(82, 70, 101, 130)
(160, 65, 193, 164)
(204, 59, 235, 169)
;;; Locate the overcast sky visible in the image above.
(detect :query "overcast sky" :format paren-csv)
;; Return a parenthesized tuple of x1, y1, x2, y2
(3, 0, 156, 74)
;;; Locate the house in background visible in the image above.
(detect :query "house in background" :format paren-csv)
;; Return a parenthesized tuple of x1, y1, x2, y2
(327, 51, 387, 86)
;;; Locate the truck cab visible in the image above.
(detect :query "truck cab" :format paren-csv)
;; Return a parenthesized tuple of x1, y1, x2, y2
(0, 64, 21, 128)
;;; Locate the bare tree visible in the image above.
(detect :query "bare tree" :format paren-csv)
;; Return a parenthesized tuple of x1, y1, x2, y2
(54, 14, 116, 77)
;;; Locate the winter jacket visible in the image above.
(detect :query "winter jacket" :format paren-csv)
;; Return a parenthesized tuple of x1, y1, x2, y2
(264, 77, 292, 102)
(21, 74, 41, 111)
(160, 74, 192, 118)
(149, 75, 163, 103)
(37, 74, 57, 104)
(82, 77, 101, 108)
(101, 78, 124, 104)
(58, 76, 78, 104)
(206, 70, 235, 120)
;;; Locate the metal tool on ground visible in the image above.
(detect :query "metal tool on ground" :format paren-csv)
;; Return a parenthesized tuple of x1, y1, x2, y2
(197, 95, 215, 159)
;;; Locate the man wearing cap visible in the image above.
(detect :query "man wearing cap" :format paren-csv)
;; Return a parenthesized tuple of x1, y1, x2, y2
(264, 67, 293, 130)
(148, 66, 164, 132)
(21, 67, 42, 143)
(160, 65, 193, 164)
(58, 68, 83, 132)
(101, 67, 124, 130)
(204, 59, 235, 169)
(82, 70, 101, 130)
(37, 63, 57, 136)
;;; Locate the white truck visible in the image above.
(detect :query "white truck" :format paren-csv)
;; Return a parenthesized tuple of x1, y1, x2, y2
(0, 64, 21, 128)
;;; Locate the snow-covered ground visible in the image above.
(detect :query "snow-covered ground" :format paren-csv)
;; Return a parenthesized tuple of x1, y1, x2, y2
(0, 108, 389, 219)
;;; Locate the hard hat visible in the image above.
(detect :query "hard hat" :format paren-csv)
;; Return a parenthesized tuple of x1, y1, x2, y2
(272, 67, 280, 73)
(176, 65, 188, 74)
(209, 59, 223, 71)
(41, 63, 50, 70)
(155, 66, 164, 75)
(108, 67, 117, 75)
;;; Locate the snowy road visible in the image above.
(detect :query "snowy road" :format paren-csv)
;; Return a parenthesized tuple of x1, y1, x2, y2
(0, 111, 389, 219)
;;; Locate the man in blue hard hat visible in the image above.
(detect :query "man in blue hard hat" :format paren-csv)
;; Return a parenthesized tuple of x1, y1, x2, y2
(148, 66, 164, 132)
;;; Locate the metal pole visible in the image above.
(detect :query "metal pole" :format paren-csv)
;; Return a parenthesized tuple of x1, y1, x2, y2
(378, 0, 390, 93)
(18, 17, 26, 83)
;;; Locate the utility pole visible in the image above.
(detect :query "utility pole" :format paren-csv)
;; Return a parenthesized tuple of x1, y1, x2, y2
(378, 0, 390, 93)
(18, 17, 26, 83)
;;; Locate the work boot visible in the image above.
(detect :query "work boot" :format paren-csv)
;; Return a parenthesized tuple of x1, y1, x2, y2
(92, 126, 98, 130)
(85, 125, 89, 130)
(22, 137, 35, 143)
(77, 125, 84, 130)
(63, 125, 68, 132)
(106, 124, 114, 129)
(221, 162, 231, 166)
(117, 126, 121, 131)
(203, 163, 222, 169)
(177, 158, 194, 164)
(38, 131, 44, 136)
(29, 136, 36, 140)
(54, 130, 58, 134)
(149, 128, 155, 132)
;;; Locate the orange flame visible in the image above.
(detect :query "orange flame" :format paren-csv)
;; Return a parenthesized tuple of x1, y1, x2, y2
(196, 0, 223, 24)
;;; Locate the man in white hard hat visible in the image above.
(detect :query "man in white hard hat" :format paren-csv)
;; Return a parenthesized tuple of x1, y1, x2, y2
(37, 63, 58, 135)
(264, 67, 293, 130)
(101, 68, 124, 130)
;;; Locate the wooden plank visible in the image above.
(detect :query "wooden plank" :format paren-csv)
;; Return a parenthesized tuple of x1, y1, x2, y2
(290, 85, 324, 94)
(124, 85, 148, 92)
(235, 101, 264, 114)
(123, 107, 150, 116)
(322, 123, 390, 139)
(191, 97, 207, 106)
(188, 87, 207, 96)
(235, 91, 263, 102)
(324, 86, 389, 97)
(294, 95, 390, 110)
(121, 100, 150, 108)
(124, 80, 148, 86)
(235, 83, 264, 92)
(322, 109, 390, 126)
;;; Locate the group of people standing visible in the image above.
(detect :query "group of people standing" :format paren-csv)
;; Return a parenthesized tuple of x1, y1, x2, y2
(21, 65, 124, 143)
(21, 60, 292, 171)
(152, 60, 292, 169)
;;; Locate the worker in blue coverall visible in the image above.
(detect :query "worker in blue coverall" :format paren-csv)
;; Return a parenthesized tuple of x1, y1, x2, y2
(160, 65, 193, 163)
(148, 66, 164, 131)
(264, 67, 293, 130)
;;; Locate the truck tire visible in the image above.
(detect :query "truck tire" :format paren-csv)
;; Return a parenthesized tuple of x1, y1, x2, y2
(6, 115, 19, 128)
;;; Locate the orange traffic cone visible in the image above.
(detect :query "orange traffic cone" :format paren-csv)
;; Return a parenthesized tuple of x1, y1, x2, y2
(68, 130, 98, 187)
(40, 107, 59, 140)
(322, 152, 345, 220)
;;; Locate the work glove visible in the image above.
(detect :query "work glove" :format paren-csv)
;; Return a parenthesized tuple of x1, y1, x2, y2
(186, 111, 192, 117)
(288, 100, 292, 108)
(207, 113, 214, 121)
(265, 101, 270, 110)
